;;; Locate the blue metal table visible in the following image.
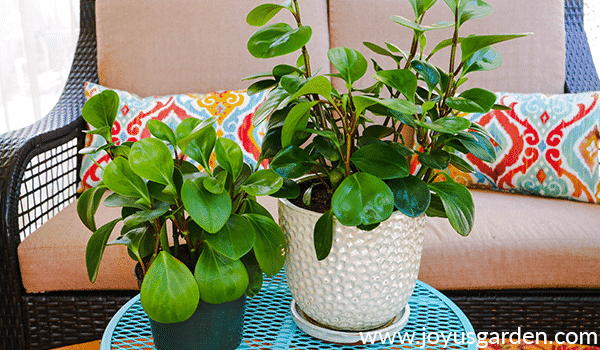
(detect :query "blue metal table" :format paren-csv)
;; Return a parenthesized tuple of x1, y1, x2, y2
(101, 271, 477, 349)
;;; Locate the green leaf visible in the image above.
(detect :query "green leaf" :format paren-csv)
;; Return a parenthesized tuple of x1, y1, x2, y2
(411, 60, 441, 92)
(432, 115, 472, 133)
(289, 75, 333, 102)
(129, 138, 175, 189)
(204, 214, 256, 260)
(387, 175, 431, 217)
(391, 15, 454, 34)
(280, 74, 307, 95)
(103, 192, 147, 209)
(103, 157, 151, 204)
(409, 0, 439, 18)
(461, 33, 531, 62)
(331, 173, 394, 226)
(241, 169, 284, 196)
(239, 198, 274, 221)
(428, 180, 474, 235)
(246, 3, 289, 27)
(195, 245, 248, 304)
(248, 79, 278, 95)
(354, 96, 418, 117)
(273, 64, 305, 80)
(311, 135, 341, 162)
(445, 88, 497, 113)
(141, 251, 200, 323)
(244, 214, 286, 276)
(147, 120, 177, 146)
(270, 178, 300, 199)
(182, 178, 232, 233)
(458, 0, 492, 26)
(175, 117, 217, 155)
(253, 87, 291, 126)
(351, 143, 410, 180)
(77, 186, 108, 232)
(373, 69, 418, 102)
(270, 146, 316, 179)
(247, 23, 312, 59)
(314, 210, 334, 261)
(327, 47, 368, 86)
(363, 41, 403, 64)
(215, 138, 243, 180)
(417, 149, 452, 170)
(82, 90, 119, 135)
(86, 219, 121, 283)
(204, 171, 227, 194)
(123, 205, 170, 227)
(456, 131, 496, 162)
(463, 47, 502, 75)
(107, 227, 151, 263)
(186, 124, 217, 171)
(240, 251, 263, 298)
(449, 153, 475, 173)
(281, 101, 319, 148)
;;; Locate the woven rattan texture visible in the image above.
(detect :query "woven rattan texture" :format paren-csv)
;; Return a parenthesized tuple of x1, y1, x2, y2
(0, 0, 599, 349)
(565, 0, 600, 92)
(103, 272, 475, 350)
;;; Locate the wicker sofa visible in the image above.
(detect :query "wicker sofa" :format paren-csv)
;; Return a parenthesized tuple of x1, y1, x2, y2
(0, 0, 599, 349)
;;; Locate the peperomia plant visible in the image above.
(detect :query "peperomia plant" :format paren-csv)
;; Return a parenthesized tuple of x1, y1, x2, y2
(77, 90, 286, 324)
(246, 0, 529, 260)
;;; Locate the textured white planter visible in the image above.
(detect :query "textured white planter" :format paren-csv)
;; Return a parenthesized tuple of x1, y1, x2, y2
(279, 198, 425, 331)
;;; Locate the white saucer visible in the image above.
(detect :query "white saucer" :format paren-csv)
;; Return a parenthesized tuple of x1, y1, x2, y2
(290, 300, 410, 344)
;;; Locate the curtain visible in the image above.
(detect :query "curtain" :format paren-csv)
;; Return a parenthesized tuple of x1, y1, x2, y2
(0, 0, 79, 134)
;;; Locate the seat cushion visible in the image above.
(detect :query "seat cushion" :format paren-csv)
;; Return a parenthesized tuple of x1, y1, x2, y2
(18, 197, 138, 293)
(96, 0, 331, 97)
(419, 189, 600, 290)
(329, 0, 565, 94)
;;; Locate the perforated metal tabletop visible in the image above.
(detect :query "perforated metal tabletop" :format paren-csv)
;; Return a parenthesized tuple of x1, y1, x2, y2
(101, 271, 477, 349)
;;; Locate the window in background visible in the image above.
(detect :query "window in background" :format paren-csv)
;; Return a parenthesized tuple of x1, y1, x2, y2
(0, 0, 79, 134)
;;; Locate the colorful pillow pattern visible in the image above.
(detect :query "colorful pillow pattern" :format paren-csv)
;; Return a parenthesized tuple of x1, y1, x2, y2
(442, 92, 600, 203)
(80, 82, 268, 190)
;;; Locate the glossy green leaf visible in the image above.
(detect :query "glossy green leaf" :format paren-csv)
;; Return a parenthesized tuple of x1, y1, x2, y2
(107, 227, 151, 263)
(141, 251, 200, 323)
(186, 125, 217, 171)
(246, 3, 289, 27)
(281, 101, 319, 148)
(409, 0, 439, 18)
(77, 185, 108, 232)
(373, 69, 418, 102)
(411, 60, 441, 91)
(354, 96, 418, 117)
(314, 210, 334, 261)
(204, 214, 256, 260)
(240, 251, 263, 298)
(176, 117, 217, 154)
(351, 143, 410, 179)
(311, 135, 341, 162)
(461, 33, 531, 62)
(182, 178, 231, 233)
(103, 157, 151, 204)
(280, 74, 307, 94)
(241, 169, 284, 196)
(86, 218, 120, 283)
(458, 0, 492, 26)
(247, 23, 312, 59)
(387, 175, 431, 217)
(103, 193, 147, 209)
(327, 47, 368, 86)
(248, 79, 278, 95)
(431, 115, 472, 133)
(449, 153, 475, 173)
(215, 138, 243, 180)
(392, 16, 454, 34)
(203, 171, 227, 194)
(363, 41, 403, 64)
(463, 47, 502, 75)
(428, 180, 474, 235)
(273, 64, 305, 80)
(417, 149, 452, 170)
(244, 214, 286, 276)
(289, 75, 333, 102)
(82, 90, 119, 135)
(129, 138, 175, 189)
(147, 120, 177, 146)
(238, 198, 274, 221)
(446, 88, 497, 113)
(456, 131, 496, 162)
(253, 87, 291, 126)
(270, 145, 316, 179)
(123, 205, 169, 227)
(331, 173, 394, 226)
(270, 178, 300, 199)
(195, 245, 248, 304)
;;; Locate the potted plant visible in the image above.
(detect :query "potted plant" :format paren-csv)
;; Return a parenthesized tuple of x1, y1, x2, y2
(245, 0, 529, 334)
(77, 90, 286, 350)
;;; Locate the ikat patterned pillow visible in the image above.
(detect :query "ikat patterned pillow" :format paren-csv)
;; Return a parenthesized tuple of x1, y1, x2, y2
(444, 92, 600, 203)
(80, 82, 268, 190)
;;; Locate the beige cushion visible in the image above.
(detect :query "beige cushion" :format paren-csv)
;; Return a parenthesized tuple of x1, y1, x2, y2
(18, 199, 138, 293)
(329, 0, 565, 94)
(96, 0, 330, 97)
(419, 189, 600, 290)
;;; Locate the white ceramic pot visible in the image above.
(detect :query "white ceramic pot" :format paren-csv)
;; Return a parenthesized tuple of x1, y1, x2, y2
(279, 198, 425, 331)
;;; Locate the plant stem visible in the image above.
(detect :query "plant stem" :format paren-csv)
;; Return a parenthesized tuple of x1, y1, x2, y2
(441, 6, 461, 118)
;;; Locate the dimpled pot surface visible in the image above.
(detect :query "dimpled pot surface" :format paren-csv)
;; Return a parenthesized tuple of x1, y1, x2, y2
(279, 198, 425, 331)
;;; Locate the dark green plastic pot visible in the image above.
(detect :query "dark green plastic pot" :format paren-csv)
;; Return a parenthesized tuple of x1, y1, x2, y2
(148, 295, 246, 350)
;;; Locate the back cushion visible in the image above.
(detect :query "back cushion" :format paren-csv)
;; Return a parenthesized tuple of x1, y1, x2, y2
(329, 0, 566, 94)
(96, 0, 330, 97)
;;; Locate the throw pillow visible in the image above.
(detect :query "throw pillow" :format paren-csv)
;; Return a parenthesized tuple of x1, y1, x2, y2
(414, 92, 600, 203)
(80, 82, 268, 190)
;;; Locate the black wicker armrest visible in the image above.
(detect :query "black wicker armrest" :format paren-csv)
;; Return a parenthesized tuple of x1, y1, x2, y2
(0, 0, 98, 347)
